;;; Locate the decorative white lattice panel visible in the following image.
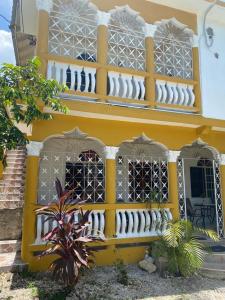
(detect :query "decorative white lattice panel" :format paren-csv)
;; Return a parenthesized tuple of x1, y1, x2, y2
(117, 156, 168, 203)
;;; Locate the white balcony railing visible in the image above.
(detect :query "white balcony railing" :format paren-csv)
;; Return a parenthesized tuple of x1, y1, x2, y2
(156, 80, 195, 107)
(108, 71, 146, 101)
(47, 61, 96, 94)
(35, 210, 105, 244)
(116, 208, 173, 238)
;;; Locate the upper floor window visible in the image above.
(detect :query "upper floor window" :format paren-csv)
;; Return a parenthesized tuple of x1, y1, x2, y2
(154, 18, 194, 79)
(48, 0, 98, 62)
(116, 134, 169, 203)
(108, 5, 146, 71)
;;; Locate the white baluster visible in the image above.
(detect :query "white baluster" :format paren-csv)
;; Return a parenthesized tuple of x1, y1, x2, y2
(166, 82, 174, 104)
(116, 211, 121, 236)
(161, 81, 167, 103)
(84, 67, 91, 93)
(139, 210, 145, 235)
(133, 210, 139, 235)
(87, 212, 92, 236)
(35, 215, 43, 244)
(43, 215, 49, 237)
(121, 211, 127, 237)
(55, 63, 61, 84)
(108, 72, 115, 96)
(127, 211, 134, 236)
(161, 209, 167, 232)
(113, 73, 120, 97)
(187, 85, 195, 107)
(47, 61, 53, 80)
(144, 210, 151, 233)
(155, 209, 162, 232)
(139, 78, 145, 100)
(177, 83, 185, 105)
(90, 69, 96, 94)
(171, 83, 179, 105)
(165, 208, 173, 221)
(76, 66, 83, 92)
(183, 84, 189, 106)
(119, 74, 127, 98)
(74, 212, 79, 224)
(99, 211, 105, 236)
(151, 210, 157, 232)
(126, 75, 133, 99)
(93, 211, 99, 236)
(156, 80, 162, 103)
(133, 76, 140, 100)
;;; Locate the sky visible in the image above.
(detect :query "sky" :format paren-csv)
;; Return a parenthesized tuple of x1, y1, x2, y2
(0, 0, 16, 65)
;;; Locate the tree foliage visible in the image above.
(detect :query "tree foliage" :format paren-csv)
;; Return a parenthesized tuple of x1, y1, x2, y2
(150, 219, 219, 277)
(0, 57, 68, 163)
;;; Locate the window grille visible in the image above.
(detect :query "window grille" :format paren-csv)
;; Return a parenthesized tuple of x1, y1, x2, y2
(48, 0, 97, 61)
(38, 150, 105, 205)
(108, 6, 146, 71)
(108, 25, 145, 71)
(117, 156, 168, 203)
(154, 19, 193, 79)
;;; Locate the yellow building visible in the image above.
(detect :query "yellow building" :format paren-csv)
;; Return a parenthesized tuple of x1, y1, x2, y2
(5, 0, 225, 271)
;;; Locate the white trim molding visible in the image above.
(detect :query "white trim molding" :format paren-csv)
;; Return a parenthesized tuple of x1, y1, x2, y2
(220, 154, 225, 165)
(145, 24, 157, 38)
(97, 11, 111, 26)
(27, 141, 44, 157)
(36, 0, 53, 14)
(105, 146, 119, 159)
(192, 34, 199, 48)
(168, 150, 181, 163)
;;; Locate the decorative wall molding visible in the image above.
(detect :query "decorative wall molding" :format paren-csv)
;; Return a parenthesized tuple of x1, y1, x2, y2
(168, 151, 180, 163)
(220, 154, 225, 165)
(145, 24, 157, 38)
(36, 0, 53, 14)
(109, 5, 145, 33)
(27, 141, 44, 157)
(105, 146, 119, 160)
(192, 34, 199, 48)
(97, 11, 111, 26)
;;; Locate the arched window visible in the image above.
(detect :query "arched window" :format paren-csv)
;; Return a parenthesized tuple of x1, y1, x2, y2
(108, 5, 146, 71)
(154, 18, 194, 79)
(49, 0, 98, 62)
(38, 128, 105, 204)
(116, 134, 169, 203)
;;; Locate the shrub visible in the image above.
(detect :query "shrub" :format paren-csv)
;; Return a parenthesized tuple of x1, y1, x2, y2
(35, 178, 104, 286)
(150, 219, 218, 277)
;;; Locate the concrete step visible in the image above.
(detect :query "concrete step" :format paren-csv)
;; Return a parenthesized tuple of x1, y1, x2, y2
(0, 192, 23, 200)
(1, 179, 24, 185)
(200, 262, 225, 279)
(0, 186, 24, 193)
(0, 200, 23, 209)
(2, 174, 25, 180)
(0, 240, 21, 253)
(0, 252, 27, 273)
(205, 252, 225, 264)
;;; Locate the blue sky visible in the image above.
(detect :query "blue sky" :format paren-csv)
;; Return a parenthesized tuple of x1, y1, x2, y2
(0, 0, 15, 65)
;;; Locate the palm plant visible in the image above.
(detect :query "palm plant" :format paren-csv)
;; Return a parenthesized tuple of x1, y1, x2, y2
(150, 219, 219, 277)
(35, 178, 104, 286)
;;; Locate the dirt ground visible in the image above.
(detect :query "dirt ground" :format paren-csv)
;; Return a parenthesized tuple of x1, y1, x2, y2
(1, 265, 225, 300)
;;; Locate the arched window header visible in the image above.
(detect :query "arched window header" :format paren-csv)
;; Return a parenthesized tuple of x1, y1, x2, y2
(42, 127, 106, 159)
(109, 5, 145, 34)
(154, 18, 194, 45)
(117, 133, 169, 159)
(53, 0, 98, 24)
(179, 138, 220, 161)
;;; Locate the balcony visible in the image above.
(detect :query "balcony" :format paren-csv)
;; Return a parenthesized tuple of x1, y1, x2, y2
(38, 2, 201, 114)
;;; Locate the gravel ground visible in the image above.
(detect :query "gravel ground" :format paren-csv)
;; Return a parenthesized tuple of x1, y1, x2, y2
(1, 265, 225, 300)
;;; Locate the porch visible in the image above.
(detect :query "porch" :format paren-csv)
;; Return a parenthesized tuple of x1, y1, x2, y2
(18, 127, 225, 270)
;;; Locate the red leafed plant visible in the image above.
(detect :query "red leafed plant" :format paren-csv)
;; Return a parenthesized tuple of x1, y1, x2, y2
(35, 178, 104, 286)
